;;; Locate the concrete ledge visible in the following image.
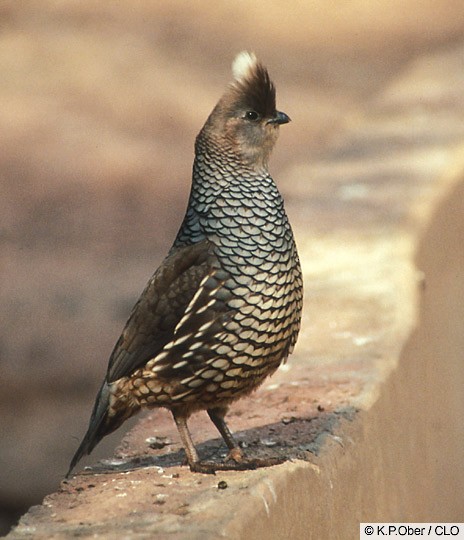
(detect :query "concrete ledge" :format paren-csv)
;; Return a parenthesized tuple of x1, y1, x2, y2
(8, 44, 464, 539)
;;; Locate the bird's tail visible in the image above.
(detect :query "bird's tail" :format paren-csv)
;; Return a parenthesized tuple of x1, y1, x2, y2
(66, 382, 130, 477)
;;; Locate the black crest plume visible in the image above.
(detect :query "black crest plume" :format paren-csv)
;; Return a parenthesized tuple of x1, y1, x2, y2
(229, 51, 277, 117)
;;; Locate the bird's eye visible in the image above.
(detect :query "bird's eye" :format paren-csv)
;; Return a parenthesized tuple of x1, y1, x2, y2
(245, 111, 260, 121)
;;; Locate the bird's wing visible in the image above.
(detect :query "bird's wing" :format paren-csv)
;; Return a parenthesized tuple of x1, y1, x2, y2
(106, 239, 230, 383)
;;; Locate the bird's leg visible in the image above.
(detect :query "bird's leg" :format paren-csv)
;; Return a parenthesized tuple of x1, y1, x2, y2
(172, 409, 229, 474)
(172, 408, 282, 474)
(171, 410, 204, 472)
(207, 407, 243, 463)
(208, 407, 286, 471)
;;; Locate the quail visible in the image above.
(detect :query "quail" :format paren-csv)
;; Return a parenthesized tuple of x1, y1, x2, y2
(68, 51, 303, 476)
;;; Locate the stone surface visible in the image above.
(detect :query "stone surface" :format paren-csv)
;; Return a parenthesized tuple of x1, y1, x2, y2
(3, 2, 464, 538)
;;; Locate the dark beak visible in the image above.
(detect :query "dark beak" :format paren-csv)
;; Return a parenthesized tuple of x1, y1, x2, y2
(267, 110, 291, 125)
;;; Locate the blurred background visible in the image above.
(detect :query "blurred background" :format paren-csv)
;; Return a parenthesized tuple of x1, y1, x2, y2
(2, 0, 464, 534)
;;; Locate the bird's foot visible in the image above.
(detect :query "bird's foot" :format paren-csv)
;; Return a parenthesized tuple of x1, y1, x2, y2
(225, 447, 244, 463)
(188, 455, 285, 474)
(226, 456, 286, 471)
(225, 447, 286, 469)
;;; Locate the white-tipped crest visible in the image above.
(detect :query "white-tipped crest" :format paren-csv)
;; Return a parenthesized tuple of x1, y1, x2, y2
(232, 51, 258, 82)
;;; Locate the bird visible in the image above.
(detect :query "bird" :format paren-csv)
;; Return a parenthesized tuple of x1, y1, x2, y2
(67, 51, 303, 476)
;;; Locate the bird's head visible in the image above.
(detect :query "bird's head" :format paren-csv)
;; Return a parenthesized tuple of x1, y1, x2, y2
(201, 51, 290, 170)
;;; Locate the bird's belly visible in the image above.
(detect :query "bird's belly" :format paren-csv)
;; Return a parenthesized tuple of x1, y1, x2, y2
(119, 260, 301, 413)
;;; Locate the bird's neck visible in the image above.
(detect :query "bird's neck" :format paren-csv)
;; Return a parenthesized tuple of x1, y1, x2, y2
(195, 129, 269, 177)
(191, 133, 276, 198)
(172, 134, 285, 251)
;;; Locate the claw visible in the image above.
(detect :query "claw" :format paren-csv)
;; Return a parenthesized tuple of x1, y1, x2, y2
(225, 447, 244, 463)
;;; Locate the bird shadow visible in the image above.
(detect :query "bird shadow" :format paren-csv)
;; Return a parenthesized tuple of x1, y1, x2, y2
(73, 407, 356, 476)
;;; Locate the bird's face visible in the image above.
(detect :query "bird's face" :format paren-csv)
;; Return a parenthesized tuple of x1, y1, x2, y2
(226, 107, 290, 168)
(221, 106, 291, 169)
(201, 54, 290, 170)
